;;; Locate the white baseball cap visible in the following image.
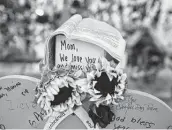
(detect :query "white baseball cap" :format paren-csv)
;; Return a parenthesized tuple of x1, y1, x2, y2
(41, 14, 126, 71)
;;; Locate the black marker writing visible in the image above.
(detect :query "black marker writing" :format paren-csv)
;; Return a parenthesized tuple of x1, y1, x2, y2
(71, 54, 82, 63)
(34, 112, 44, 121)
(0, 93, 7, 99)
(61, 40, 76, 51)
(86, 121, 94, 128)
(4, 82, 21, 92)
(21, 89, 29, 96)
(49, 110, 67, 129)
(85, 57, 96, 64)
(57, 63, 83, 70)
(29, 120, 37, 128)
(131, 117, 155, 128)
(114, 124, 129, 130)
(59, 53, 68, 62)
(28, 110, 45, 128)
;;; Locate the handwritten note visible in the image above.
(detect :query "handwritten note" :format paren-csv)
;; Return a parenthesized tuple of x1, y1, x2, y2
(55, 35, 105, 70)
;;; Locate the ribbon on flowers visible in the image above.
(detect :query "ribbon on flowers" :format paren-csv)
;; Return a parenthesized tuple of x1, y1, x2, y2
(43, 106, 98, 130)
(44, 108, 73, 130)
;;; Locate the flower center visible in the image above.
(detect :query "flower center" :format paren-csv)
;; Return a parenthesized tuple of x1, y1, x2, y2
(50, 85, 73, 106)
(95, 72, 120, 96)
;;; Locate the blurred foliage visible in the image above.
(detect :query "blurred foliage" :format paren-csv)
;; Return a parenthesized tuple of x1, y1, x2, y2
(0, 0, 63, 62)
(0, 0, 172, 83)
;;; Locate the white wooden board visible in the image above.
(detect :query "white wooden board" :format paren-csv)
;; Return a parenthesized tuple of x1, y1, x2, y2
(0, 75, 172, 129)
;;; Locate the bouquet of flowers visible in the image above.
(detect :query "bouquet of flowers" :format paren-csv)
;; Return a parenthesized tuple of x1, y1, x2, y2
(34, 14, 127, 129)
(35, 57, 127, 128)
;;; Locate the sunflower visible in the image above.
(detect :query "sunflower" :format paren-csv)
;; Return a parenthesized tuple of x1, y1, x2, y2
(36, 75, 82, 117)
(87, 58, 127, 107)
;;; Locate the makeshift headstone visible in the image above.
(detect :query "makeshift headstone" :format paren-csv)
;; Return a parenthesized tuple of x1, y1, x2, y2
(0, 75, 172, 129)
(0, 75, 88, 129)
(33, 14, 172, 129)
(0, 75, 46, 129)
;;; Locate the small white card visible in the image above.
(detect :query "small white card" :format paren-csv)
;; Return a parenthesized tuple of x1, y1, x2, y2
(55, 35, 105, 70)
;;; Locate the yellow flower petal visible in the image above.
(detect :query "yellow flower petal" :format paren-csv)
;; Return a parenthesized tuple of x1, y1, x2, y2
(75, 97, 81, 105)
(93, 88, 100, 94)
(67, 97, 72, 105)
(74, 70, 83, 78)
(111, 73, 117, 78)
(107, 74, 113, 81)
(112, 100, 118, 105)
(48, 86, 58, 95)
(90, 96, 98, 101)
(66, 76, 74, 83)
(40, 100, 45, 108)
(53, 105, 60, 111)
(37, 95, 44, 104)
(118, 84, 125, 90)
(95, 94, 102, 99)
(105, 94, 112, 101)
(54, 78, 62, 86)
(74, 91, 79, 97)
(88, 89, 95, 96)
(75, 78, 88, 86)
(69, 101, 74, 108)
(46, 87, 54, 98)
(51, 84, 59, 93)
(121, 73, 127, 82)
(47, 93, 54, 101)
(72, 93, 76, 100)
(106, 99, 112, 104)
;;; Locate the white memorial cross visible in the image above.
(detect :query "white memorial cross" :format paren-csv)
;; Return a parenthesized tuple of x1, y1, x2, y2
(0, 75, 172, 129)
